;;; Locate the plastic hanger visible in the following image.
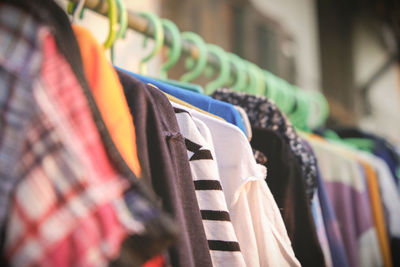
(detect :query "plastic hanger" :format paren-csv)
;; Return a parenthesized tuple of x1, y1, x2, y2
(322, 129, 374, 152)
(289, 88, 310, 130)
(308, 90, 329, 129)
(68, 0, 117, 49)
(159, 19, 182, 79)
(204, 44, 231, 94)
(67, 0, 118, 49)
(263, 70, 278, 100)
(149, 21, 203, 93)
(180, 32, 208, 83)
(228, 53, 246, 92)
(254, 64, 266, 96)
(274, 78, 292, 114)
(138, 12, 164, 74)
(244, 62, 258, 94)
(68, 0, 86, 22)
(110, 0, 128, 63)
(103, 0, 118, 49)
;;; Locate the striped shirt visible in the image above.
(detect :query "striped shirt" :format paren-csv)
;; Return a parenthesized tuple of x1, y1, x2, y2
(174, 108, 246, 267)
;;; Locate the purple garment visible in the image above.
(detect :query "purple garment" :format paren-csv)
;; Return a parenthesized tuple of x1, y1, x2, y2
(302, 139, 349, 267)
(316, 169, 350, 267)
(311, 141, 382, 267)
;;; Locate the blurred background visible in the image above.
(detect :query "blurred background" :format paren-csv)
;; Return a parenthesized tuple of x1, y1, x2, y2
(58, 0, 400, 145)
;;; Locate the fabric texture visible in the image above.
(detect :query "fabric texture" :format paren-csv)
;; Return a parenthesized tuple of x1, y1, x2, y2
(311, 193, 333, 267)
(315, 160, 350, 267)
(121, 71, 247, 136)
(234, 105, 252, 141)
(358, 153, 400, 267)
(73, 25, 141, 178)
(0, 4, 177, 266)
(358, 159, 392, 267)
(174, 108, 246, 266)
(1, 14, 128, 266)
(170, 100, 300, 267)
(332, 128, 400, 267)
(333, 128, 400, 186)
(117, 70, 213, 267)
(250, 127, 325, 267)
(309, 137, 383, 267)
(211, 88, 318, 201)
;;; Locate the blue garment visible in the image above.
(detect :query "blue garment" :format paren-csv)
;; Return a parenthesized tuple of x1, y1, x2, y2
(117, 68, 247, 136)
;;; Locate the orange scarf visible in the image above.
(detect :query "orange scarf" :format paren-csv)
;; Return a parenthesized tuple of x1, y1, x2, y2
(73, 25, 141, 177)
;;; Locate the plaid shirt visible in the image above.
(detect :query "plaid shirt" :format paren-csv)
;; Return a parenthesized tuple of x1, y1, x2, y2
(0, 4, 175, 266)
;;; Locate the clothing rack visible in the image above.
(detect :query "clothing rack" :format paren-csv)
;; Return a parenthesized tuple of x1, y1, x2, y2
(66, 0, 330, 128)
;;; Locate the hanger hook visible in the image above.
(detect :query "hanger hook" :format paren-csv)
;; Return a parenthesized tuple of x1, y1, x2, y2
(205, 44, 231, 95)
(160, 19, 182, 79)
(180, 32, 208, 83)
(114, 0, 128, 40)
(68, 0, 86, 23)
(110, 0, 128, 63)
(138, 12, 164, 75)
(103, 0, 118, 49)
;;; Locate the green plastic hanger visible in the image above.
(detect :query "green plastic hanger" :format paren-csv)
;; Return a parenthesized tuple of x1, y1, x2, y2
(180, 32, 208, 83)
(114, 0, 128, 39)
(275, 78, 293, 115)
(267, 74, 286, 111)
(138, 12, 164, 74)
(68, 0, 119, 53)
(110, 0, 128, 63)
(342, 138, 375, 152)
(263, 70, 279, 101)
(150, 22, 203, 93)
(322, 130, 374, 152)
(68, 0, 85, 22)
(204, 44, 231, 95)
(159, 19, 182, 79)
(289, 88, 310, 130)
(228, 53, 247, 92)
(103, 0, 118, 49)
(308, 90, 329, 129)
(244, 62, 259, 95)
(254, 65, 266, 96)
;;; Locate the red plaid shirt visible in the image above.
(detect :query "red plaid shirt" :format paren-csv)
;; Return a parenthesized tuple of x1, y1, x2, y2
(1, 6, 141, 267)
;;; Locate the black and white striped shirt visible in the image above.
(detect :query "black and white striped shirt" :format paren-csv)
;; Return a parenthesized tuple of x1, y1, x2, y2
(174, 108, 246, 267)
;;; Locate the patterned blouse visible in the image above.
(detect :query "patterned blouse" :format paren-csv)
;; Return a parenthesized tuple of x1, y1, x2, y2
(212, 88, 318, 200)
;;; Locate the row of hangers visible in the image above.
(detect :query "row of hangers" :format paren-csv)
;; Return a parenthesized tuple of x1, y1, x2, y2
(67, 0, 330, 131)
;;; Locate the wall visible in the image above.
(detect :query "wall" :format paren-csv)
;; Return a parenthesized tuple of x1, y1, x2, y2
(249, 0, 321, 92)
(353, 19, 400, 143)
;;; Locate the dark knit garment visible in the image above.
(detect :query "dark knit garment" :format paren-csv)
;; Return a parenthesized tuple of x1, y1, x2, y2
(117, 70, 213, 267)
(250, 127, 325, 267)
